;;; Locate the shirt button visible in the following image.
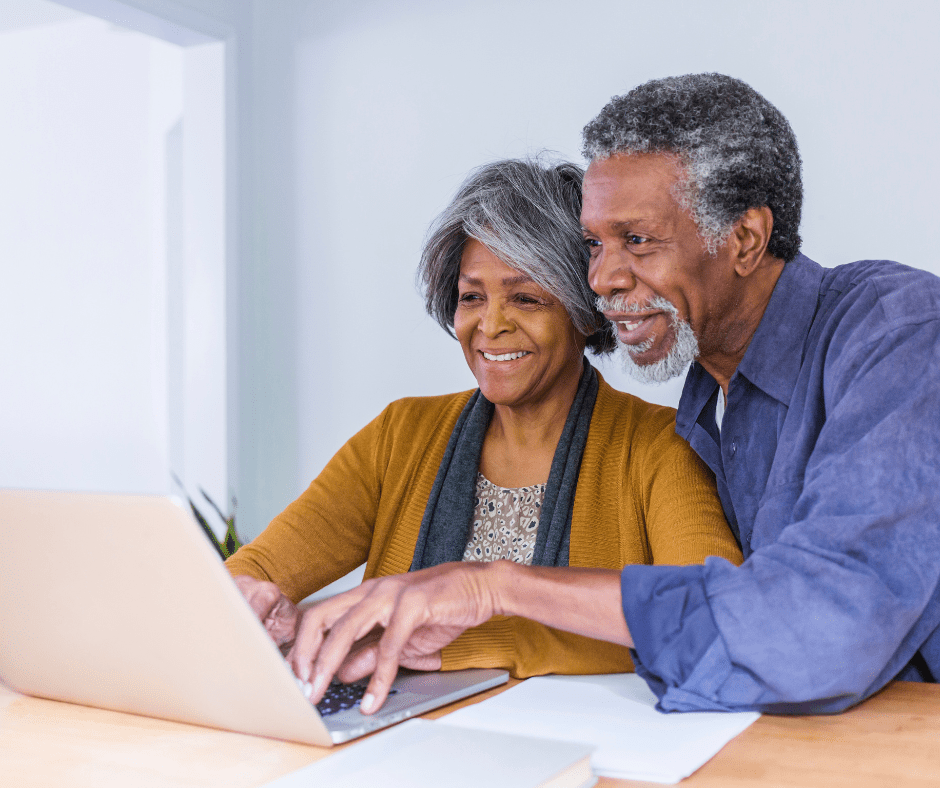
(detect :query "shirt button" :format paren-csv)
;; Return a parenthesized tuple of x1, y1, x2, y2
(730, 441, 737, 455)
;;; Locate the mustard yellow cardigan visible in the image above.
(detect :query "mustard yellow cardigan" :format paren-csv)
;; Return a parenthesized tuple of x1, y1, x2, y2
(226, 373, 742, 677)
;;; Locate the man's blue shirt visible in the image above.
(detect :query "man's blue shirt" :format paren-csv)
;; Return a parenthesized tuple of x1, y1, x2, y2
(620, 254, 940, 713)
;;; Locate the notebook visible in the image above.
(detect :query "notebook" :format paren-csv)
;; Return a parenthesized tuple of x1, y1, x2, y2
(0, 489, 508, 746)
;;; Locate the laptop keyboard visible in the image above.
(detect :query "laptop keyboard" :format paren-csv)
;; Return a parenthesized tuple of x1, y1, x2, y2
(315, 680, 398, 717)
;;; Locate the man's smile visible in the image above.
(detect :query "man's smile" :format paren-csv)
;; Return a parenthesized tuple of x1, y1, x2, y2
(604, 310, 665, 347)
(617, 317, 648, 332)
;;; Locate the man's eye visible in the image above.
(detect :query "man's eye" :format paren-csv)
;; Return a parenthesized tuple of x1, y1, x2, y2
(626, 235, 649, 245)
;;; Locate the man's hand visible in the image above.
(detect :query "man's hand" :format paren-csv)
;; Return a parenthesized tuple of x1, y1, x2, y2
(332, 626, 444, 684)
(285, 561, 630, 715)
(287, 562, 496, 713)
(233, 575, 300, 647)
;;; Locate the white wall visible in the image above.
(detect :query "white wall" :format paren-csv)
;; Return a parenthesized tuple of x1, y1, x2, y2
(175, 40, 228, 514)
(0, 5, 228, 530)
(276, 0, 940, 527)
(7, 0, 940, 544)
(0, 14, 183, 493)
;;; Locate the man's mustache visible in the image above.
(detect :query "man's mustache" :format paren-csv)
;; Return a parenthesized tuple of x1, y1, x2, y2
(595, 294, 679, 316)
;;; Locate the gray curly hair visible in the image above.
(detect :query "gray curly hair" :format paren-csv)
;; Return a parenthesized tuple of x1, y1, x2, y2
(418, 157, 615, 354)
(582, 73, 803, 261)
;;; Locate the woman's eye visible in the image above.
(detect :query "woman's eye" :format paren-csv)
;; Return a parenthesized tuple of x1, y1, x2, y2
(515, 294, 543, 306)
(458, 293, 481, 304)
(583, 238, 600, 250)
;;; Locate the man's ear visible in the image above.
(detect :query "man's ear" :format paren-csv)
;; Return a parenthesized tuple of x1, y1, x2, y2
(730, 206, 774, 277)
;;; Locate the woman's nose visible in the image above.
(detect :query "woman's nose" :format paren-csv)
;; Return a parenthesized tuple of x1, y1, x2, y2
(479, 301, 514, 336)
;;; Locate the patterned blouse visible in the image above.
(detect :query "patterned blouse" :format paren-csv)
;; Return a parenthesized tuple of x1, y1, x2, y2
(462, 473, 546, 565)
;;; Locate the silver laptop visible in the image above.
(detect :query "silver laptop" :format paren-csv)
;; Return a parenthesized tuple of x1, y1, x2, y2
(0, 489, 508, 746)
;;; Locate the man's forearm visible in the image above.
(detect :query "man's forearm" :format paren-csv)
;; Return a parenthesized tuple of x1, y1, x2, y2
(486, 562, 633, 648)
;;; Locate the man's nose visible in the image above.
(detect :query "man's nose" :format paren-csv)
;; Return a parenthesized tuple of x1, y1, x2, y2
(589, 247, 636, 299)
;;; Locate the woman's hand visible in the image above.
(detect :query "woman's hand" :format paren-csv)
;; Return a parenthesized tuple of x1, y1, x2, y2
(287, 562, 497, 713)
(233, 575, 300, 648)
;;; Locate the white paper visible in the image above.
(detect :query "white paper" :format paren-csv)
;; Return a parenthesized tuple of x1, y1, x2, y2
(260, 718, 596, 788)
(437, 674, 759, 784)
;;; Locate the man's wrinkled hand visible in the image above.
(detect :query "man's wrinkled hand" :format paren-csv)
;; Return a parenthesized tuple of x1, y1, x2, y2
(287, 562, 496, 714)
(334, 627, 443, 684)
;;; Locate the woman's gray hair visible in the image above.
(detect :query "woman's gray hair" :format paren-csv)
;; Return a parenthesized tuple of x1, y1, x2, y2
(418, 157, 615, 354)
(582, 73, 803, 262)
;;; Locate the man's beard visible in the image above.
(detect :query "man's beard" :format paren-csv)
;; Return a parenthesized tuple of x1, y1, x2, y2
(595, 295, 700, 384)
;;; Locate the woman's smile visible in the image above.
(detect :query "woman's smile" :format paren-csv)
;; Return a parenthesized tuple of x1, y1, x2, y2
(479, 350, 532, 362)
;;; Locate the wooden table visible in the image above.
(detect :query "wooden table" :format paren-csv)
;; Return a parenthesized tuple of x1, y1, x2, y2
(2, 678, 939, 787)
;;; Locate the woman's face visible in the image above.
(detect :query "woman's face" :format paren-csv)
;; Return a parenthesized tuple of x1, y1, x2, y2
(454, 239, 586, 411)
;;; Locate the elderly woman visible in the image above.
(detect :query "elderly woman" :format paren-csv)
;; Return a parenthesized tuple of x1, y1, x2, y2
(226, 158, 740, 679)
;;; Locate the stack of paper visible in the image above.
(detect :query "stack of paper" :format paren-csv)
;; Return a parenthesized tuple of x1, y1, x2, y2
(260, 718, 596, 788)
(438, 674, 759, 784)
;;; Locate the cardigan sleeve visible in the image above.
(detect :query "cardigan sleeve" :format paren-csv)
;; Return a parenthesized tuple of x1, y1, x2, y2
(440, 397, 741, 678)
(440, 616, 636, 676)
(635, 411, 743, 568)
(224, 406, 390, 604)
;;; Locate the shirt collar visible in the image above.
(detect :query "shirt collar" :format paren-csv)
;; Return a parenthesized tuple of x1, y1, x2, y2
(676, 362, 718, 439)
(735, 253, 824, 406)
(676, 254, 824, 436)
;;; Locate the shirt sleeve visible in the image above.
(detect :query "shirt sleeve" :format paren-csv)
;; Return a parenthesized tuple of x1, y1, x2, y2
(622, 306, 940, 714)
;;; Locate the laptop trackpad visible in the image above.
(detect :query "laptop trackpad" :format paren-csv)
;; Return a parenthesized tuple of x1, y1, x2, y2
(325, 691, 427, 732)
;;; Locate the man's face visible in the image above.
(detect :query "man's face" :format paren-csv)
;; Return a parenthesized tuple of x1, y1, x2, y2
(581, 153, 735, 381)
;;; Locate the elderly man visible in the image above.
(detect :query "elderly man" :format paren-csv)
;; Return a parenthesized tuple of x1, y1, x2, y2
(286, 74, 940, 716)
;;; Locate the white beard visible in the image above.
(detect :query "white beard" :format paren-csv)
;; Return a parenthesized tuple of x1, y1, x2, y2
(596, 295, 700, 384)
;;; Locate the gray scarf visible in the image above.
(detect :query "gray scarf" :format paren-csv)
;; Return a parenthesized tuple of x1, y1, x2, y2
(409, 361, 598, 570)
